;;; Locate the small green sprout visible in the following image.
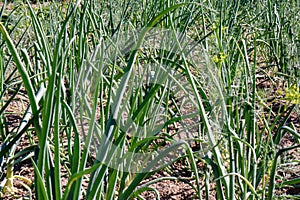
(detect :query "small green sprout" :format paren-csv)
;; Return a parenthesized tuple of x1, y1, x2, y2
(221, 26, 228, 33)
(211, 23, 217, 30)
(212, 52, 227, 64)
(285, 85, 300, 104)
(279, 85, 300, 105)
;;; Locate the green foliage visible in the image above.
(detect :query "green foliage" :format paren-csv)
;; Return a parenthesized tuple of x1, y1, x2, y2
(0, 0, 299, 199)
